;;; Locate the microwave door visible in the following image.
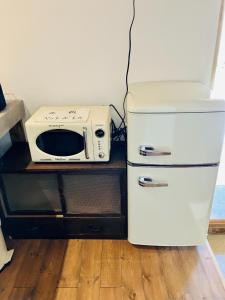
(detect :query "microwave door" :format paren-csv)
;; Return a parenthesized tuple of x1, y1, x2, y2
(36, 129, 85, 158)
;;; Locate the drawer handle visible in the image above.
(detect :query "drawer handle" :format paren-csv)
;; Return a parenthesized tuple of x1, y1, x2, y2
(140, 145, 171, 156)
(138, 176, 168, 188)
(88, 225, 103, 233)
(29, 226, 40, 232)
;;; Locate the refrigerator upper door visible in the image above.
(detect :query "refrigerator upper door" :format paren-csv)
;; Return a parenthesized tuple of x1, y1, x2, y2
(128, 165, 218, 246)
(128, 111, 225, 165)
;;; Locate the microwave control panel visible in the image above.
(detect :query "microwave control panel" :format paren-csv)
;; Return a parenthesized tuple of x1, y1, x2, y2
(95, 128, 105, 158)
(92, 124, 110, 161)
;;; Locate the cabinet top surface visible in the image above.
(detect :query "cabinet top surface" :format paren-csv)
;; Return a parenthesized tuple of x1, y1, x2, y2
(0, 142, 126, 173)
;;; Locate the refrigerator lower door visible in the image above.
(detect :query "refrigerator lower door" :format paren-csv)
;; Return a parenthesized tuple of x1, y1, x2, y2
(128, 165, 218, 246)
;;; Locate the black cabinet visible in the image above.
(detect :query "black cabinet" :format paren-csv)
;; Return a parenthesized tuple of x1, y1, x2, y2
(0, 142, 127, 238)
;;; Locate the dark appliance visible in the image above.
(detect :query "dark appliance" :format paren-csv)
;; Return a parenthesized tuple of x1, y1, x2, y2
(0, 84, 6, 111)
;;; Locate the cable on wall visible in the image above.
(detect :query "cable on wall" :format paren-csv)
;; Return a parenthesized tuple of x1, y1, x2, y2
(110, 0, 136, 142)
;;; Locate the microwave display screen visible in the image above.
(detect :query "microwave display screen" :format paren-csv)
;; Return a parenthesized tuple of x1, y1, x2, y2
(36, 129, 84, 156)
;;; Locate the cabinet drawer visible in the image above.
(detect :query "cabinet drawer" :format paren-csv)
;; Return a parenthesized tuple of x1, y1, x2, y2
(5, 218, 64, 238)
(64, 217, 126, 238)
(128, 112, 225, 165)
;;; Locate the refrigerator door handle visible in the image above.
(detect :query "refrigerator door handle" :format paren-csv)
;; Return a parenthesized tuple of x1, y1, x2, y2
(138, 176, 168, 188)
(139, 145, 171, 156)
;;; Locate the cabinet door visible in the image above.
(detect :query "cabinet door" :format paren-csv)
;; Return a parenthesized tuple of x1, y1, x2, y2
(128, 112, 225, 165)
(128, 165, 218, 246)
(1, 174, 62, 214)
(62, 174, 121, 215)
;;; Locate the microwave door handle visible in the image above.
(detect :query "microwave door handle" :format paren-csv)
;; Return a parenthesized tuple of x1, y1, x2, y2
(83, 127, 89, 159)
(138, 176, 168, 188)
(140, 145, 171, 156)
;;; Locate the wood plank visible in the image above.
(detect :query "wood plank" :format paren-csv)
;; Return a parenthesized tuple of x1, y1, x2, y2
(9, 288, 33, 300)
(122, 241, 225, 300)
(58, 240, 83, 288)
(121, 241, 146, 300)
(178, 246, 221, 299)
(198, 243, 225, 298)
(0, 240, 30, 300)
(99, 287, 122, 300)
(13, 240, 49, 288)
(101, 240, 122, 287)
(76, 240, 102, 300)
(208, 234, 225, 279)
(55, 288, 78, 300)
(140, 246, 169, 300)
(29, 240, 67, 300)
(158, 247, 198, 299)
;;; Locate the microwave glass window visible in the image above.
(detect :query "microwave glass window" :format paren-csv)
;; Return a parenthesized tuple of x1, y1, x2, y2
(36, 129, 84, 156)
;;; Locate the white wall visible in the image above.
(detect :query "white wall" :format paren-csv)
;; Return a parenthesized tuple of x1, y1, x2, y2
(0, 0, 222, 119)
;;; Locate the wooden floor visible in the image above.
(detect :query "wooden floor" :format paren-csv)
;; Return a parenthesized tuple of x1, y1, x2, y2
(0, 239, 225, 300)
(209, 234, 225, 281)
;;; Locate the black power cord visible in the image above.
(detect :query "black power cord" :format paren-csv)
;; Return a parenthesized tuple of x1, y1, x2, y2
(110, 0, 136, 142)
(110, 104, 125, 141)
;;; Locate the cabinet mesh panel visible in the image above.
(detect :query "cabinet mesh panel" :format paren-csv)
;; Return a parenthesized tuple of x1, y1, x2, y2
(2, 174, 62, 212)
(63, 174, 121, 214)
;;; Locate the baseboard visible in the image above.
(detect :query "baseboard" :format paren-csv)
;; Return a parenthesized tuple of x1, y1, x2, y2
(209, 220, 225, 234)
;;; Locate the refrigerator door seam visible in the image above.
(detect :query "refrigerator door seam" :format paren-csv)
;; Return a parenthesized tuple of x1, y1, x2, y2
(127, 161, 219, 168)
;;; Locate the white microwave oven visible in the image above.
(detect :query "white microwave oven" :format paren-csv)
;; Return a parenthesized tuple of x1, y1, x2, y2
(25, 106, 111, 162)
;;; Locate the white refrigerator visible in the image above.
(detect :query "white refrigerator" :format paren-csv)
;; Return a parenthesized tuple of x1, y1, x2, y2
(127, 81, 225, 246)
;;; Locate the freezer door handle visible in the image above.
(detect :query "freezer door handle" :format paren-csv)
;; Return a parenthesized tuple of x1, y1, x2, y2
(138, 176, 168, 188)
(139, 145, 171, 156)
